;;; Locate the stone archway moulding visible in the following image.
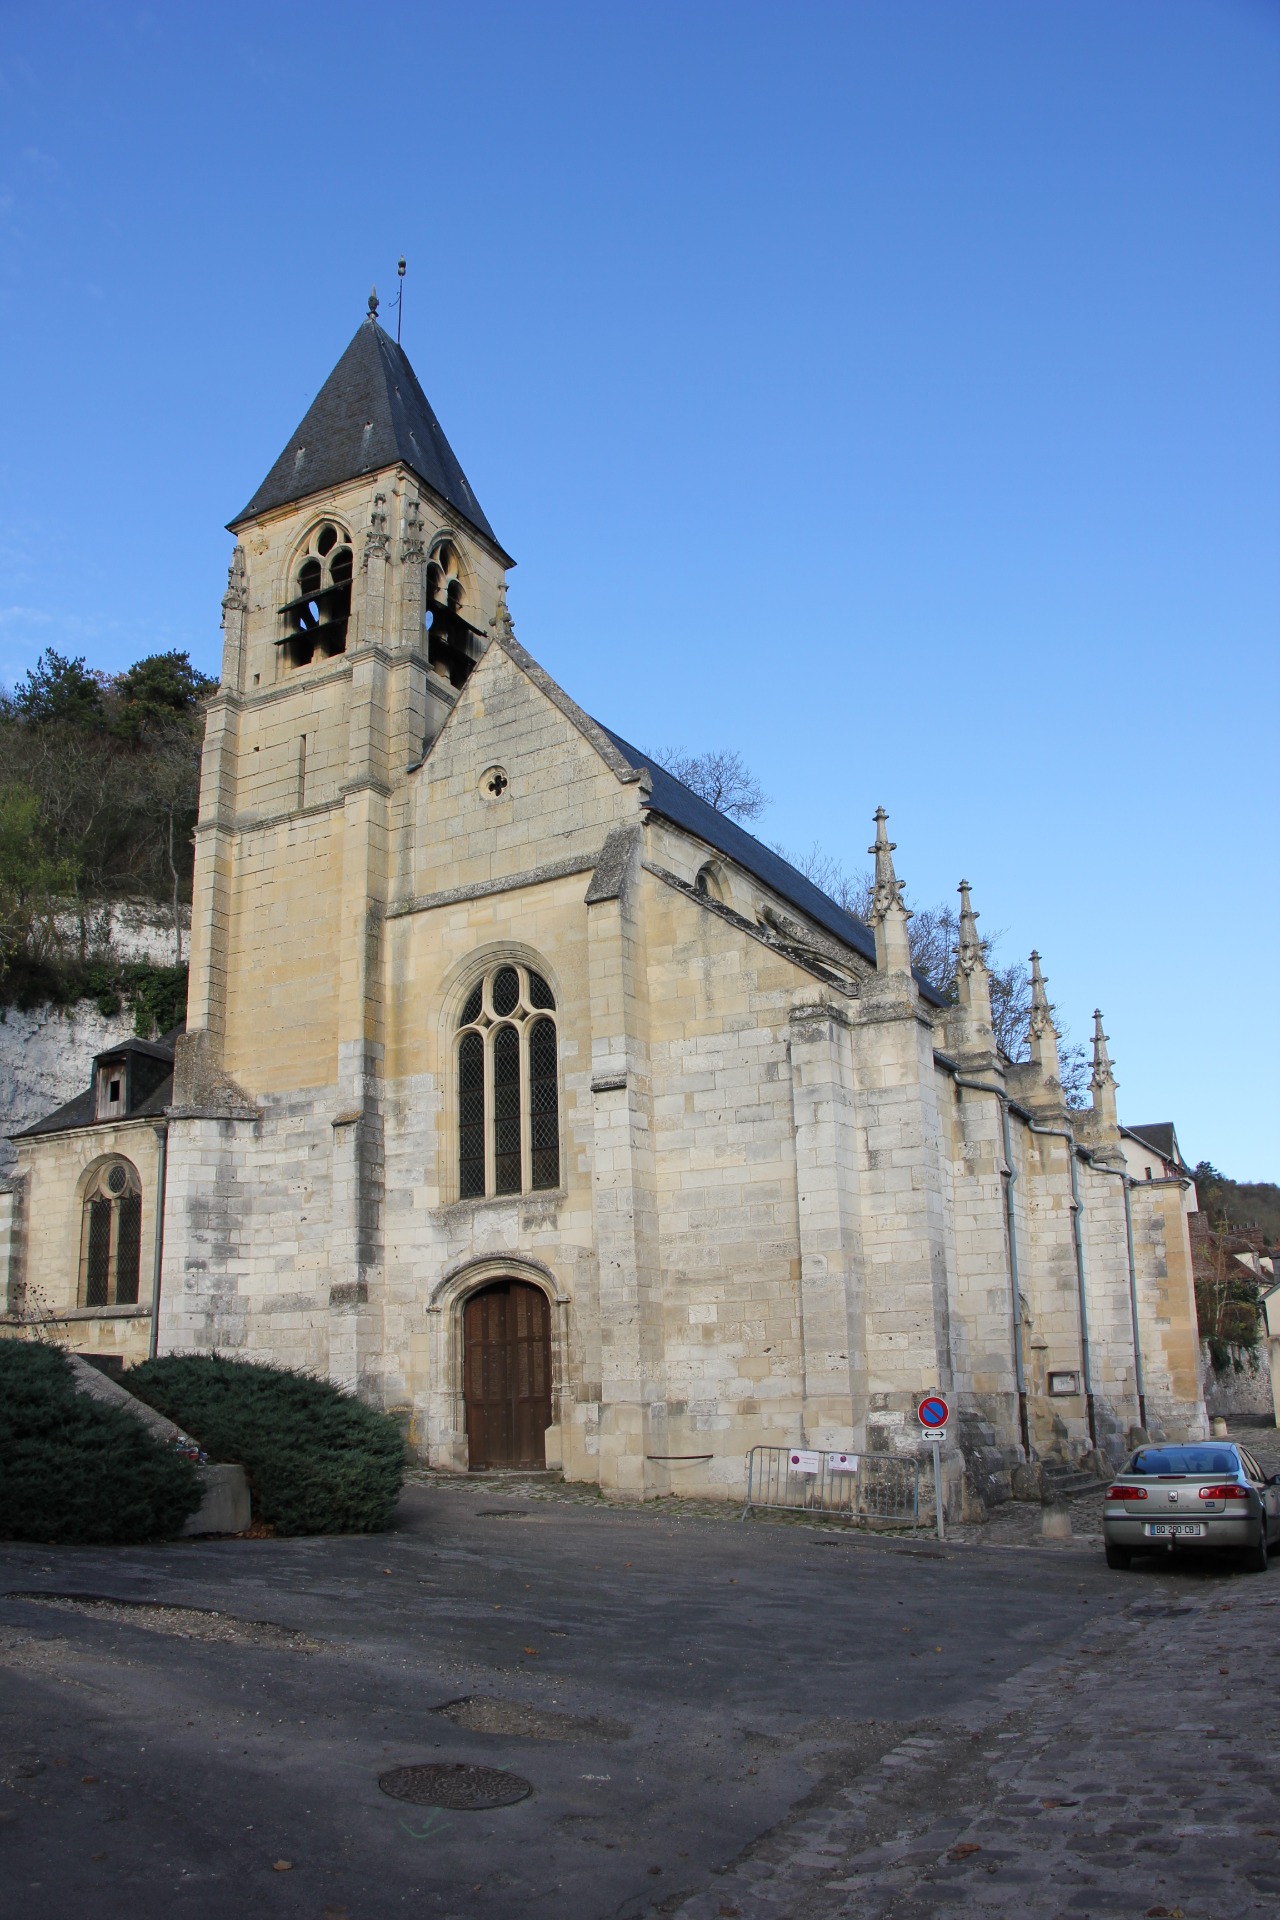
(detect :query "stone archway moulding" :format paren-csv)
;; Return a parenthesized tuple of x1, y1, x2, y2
(426, 1253, 571, 1314)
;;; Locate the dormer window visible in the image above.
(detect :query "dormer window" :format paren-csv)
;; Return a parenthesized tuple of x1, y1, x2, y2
(425, 539, 480, 689)
(280, 522, 354, 669)
(96, 1064, 127, 1121)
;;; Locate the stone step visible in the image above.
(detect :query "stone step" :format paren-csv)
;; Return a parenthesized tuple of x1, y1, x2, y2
(1042, 1469, 1104, 1500)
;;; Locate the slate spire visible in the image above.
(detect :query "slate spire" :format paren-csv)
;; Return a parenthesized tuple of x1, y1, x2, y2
(233, 309, 506, 555)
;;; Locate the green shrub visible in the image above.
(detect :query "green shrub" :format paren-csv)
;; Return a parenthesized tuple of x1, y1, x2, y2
(0, 955, 188, 1034)
(0, 1339, 203, 1544)
(126, 1354, 406, 1536)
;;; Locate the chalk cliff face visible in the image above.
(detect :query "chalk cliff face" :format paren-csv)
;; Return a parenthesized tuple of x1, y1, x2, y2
(0, 1002, 138, 1176)
(0, 903, 186, 1177)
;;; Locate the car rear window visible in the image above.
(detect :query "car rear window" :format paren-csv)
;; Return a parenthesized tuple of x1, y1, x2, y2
(1128, 1447, 1240, 1477)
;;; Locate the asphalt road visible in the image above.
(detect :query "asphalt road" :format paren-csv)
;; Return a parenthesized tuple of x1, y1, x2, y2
(0, 1485, 1194, 1920)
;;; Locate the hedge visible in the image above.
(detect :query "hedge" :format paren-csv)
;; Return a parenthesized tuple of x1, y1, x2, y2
(0, 1339, 203, 1544)
(126, 1354, 406, 1536)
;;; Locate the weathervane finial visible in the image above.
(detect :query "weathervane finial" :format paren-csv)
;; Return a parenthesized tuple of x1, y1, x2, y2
(367, 285, 379, 321)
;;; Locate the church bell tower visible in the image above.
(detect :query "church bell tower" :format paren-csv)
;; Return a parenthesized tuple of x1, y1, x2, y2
(177, 298, 514, 1330)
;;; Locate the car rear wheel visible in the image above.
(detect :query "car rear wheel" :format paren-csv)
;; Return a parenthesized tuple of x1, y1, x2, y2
(1104, 1542, 1131, 1570)
(1242, 1527, 1269, 1573)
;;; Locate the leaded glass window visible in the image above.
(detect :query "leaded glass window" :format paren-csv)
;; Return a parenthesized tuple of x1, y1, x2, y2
(455, 965, 560, 1199)
(78, 1159, 143, 1308)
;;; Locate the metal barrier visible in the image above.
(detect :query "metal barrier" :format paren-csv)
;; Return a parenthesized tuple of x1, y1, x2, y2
(741, 1445, 922, 1531)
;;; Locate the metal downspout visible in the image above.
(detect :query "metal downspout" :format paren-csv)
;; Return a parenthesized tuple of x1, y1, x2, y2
(1094, 1160, 1146, 1431)
(1028, 1121, 1096, 1445)
(148, 1122, 168, 1362)
(953, 1076, 1030, 1459)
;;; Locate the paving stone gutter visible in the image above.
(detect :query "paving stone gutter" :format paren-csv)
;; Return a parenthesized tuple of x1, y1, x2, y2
(648, 1428, 1280, 1920)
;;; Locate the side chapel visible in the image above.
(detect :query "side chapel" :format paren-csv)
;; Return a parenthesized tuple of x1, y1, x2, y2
(2, 302, 1208, 1509)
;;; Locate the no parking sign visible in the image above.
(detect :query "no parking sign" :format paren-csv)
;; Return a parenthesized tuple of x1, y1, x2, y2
(917, 1394, 949, 1440)
(918, 1396, 949, 1541)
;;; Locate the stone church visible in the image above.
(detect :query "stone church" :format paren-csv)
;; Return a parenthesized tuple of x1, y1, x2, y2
(2, 303, 1208, 1510)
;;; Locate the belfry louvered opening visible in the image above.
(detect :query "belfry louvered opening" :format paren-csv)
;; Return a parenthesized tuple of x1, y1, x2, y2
(279, 522, 354, 668)
(455, 966, 559, 1200)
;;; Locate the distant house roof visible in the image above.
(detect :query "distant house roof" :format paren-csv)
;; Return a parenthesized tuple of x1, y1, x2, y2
(597, 724, 946, 1005)
(232, 318, 506, 555)
(1122, 1122, 1185, 1170)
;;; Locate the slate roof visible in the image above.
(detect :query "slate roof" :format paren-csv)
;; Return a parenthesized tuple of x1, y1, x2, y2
(12, 1075, 174, 1139)
(91, 1037, 178, 1066)
(597, 724, 945, 1004)
(233, 319, 505, 553)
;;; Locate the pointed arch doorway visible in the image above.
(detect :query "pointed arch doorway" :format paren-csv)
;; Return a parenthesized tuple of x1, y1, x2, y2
(463, 1281, 552, 1469)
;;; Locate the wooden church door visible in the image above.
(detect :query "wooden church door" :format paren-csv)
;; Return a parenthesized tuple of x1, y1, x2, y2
(463, 1282, 552, 1469)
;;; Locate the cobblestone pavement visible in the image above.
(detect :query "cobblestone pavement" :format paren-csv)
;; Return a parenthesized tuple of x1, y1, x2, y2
(645, 1421, 1280, 1920)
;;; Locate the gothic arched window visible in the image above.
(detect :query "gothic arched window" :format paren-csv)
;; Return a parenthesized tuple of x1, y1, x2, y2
(79, 1158, 143, 1308)
(280, 522, 354, 669)
(456, 965, 559, 1199)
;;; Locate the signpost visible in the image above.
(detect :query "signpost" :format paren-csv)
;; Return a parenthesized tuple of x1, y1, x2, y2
(917, 1394, 950, 1541)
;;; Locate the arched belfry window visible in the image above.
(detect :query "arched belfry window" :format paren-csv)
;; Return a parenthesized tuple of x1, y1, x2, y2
(79, 1159, 143, 1308)
(280, 522, 354, 669)
(426, 539, 481, 690)
(456, 965, 559, 1199)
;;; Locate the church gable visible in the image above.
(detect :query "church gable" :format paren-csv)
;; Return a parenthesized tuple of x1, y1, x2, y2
(406, 636, 642, 901)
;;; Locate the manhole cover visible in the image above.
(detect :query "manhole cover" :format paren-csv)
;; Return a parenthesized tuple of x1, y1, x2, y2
(377, 1762, 532, 1810)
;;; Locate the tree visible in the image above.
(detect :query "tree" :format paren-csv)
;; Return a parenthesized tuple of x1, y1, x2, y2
(1193, 1217, 1263, 1369)
(111, 651, 217, 742)
(1192, 1162, 1280, 1244)
(5, 649, 105, 728)
(653, 748, 768, 822)
(133, 728, 204, 961)
(0, 784, 78, 974)
(0, 648, 211, 948)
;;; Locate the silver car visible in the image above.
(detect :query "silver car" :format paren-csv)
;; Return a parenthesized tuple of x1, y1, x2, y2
(1103, 1441, 1280, 1571)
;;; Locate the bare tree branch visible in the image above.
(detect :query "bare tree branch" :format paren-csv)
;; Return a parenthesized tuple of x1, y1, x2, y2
(652, 748, 769, 823)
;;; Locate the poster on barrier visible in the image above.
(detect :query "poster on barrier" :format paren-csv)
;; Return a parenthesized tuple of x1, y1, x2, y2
(788, 1449, 821, 1475)
(829, 1453, 859, 1473)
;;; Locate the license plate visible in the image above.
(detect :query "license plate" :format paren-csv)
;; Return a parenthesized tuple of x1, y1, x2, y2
(1143, 1522, 1205, 1538)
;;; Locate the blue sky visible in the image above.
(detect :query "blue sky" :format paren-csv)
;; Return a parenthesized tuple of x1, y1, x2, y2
(0, 1, 1276, 1177)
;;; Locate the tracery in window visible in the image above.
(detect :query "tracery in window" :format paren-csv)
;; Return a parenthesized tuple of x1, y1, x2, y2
(79, 1158, 142, 1308)
(426, 539, 482, 689)
(455, 965, 559, 1199)
(280, 523, 354, 669)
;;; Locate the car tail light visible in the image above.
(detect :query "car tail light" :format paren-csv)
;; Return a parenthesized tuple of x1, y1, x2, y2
(1106, 1485, 1147, 1500)
(1198, 1484, 1250, 1501)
